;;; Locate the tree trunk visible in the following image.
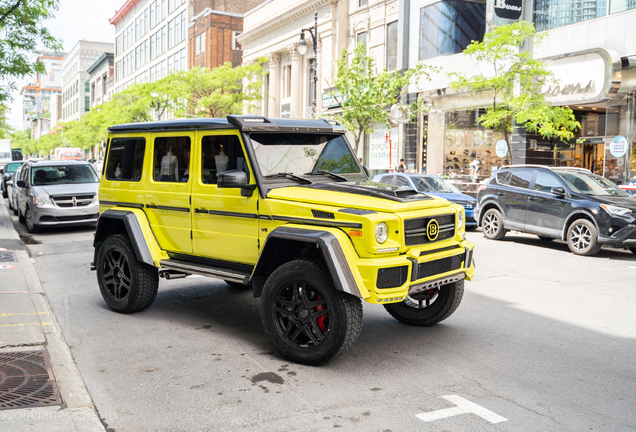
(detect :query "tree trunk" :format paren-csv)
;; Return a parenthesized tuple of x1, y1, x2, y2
(502, 126, 512, 166)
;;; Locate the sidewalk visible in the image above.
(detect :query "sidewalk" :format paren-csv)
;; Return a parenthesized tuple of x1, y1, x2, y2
(0, 199, 105, 431)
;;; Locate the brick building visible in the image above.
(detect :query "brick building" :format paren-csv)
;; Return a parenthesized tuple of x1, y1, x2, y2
(188, 0, 264, 70)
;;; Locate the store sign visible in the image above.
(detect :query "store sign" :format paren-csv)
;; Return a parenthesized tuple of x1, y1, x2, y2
(495, 140, 508, 158)
(445, 129, 503, 148)
(369, 127, 398, 170)
(608, 135, 628, 158)
(494, 0, 522, 19)
(322, 87, 343, 110)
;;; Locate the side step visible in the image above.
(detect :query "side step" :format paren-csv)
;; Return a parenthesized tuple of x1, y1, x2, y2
(159, 259, 250, 283)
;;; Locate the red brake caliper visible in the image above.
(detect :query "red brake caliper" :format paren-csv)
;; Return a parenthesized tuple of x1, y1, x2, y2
(428, 288, 436, 299)
(316, 295, 327, 331)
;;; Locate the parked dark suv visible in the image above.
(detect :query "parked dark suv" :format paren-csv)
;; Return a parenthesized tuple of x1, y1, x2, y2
(476, 165, 636, 256)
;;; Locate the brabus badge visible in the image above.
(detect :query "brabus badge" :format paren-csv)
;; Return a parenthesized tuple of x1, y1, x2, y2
(427, 219, 439, 241)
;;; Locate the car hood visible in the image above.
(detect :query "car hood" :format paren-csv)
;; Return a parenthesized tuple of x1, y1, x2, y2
(585, 194, 636, 211)
(421, 192, 477, 204)
(33, 183, 99, 196)
(266, 183, 454, 212)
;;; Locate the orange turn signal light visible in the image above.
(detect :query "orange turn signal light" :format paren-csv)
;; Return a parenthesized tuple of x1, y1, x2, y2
(349, 230, 362, 237)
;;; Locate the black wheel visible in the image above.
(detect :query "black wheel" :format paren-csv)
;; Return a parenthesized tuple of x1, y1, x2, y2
(25, 208, 39, 233)
(7, 197, 12, 210)
(384, 280, 464, 326)
(538, 236, 554, 241)
(18, 207, 25, 223)
(567, 219, 601, 256)
(225, 280, 250, 290)
(96, 234, 159, 313)
(260, 259, 363, 366)
(12, 206, 18, 216)
(2, 188, 6, 198)
(482, 208, 506, 240)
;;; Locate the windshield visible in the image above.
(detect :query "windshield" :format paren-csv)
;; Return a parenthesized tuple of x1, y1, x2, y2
(6, 162, 22, 173)
(411, 176, 461, 193)
(31, 165, 99, 185)
(558, 172, 629, 197)
(0, 152, 10, 160)
(248, 133, 362, 178)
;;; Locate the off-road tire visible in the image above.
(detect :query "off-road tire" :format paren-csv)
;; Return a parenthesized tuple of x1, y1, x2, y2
(96, 234, 159, 313)
(384, 280, 464, 327)
(567, 219, 601, 256)
(482, 208, 506, 240)
(260, 259, 363, 366)
(25, 208, 39, 233)
(225, 280, 250, 290)
(629, 247, 636, 256)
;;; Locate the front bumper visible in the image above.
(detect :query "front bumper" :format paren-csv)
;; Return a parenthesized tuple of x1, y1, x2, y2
(357, 238, 475, 304)
(32, 202, 100, 227)
(598, 223, 636, 245)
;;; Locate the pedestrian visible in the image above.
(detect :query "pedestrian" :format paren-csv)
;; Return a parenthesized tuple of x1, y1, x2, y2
(470, 159, 480, 183)
(396, 158, 406, 173)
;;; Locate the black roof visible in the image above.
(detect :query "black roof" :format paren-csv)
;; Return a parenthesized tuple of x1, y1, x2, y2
(107, 115, 345, 134)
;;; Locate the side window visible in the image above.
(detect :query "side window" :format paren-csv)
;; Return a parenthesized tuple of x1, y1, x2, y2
(395, 176, 410, 187)
(153, 136, 191, 182)
(201, 135, 247, 185)
(106, 138, 146, 181)
(533, 171, 563, 193)
(379, 175, 394, 185)
(496, 171, 510, 185)
(508, 170, 534, 189)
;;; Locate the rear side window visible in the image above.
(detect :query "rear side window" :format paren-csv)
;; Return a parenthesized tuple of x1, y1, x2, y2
(106, 138, 146, 181)
(153, 136, 191, 182)
(496, 171, 510, 185)
(508, 169, 534, 189)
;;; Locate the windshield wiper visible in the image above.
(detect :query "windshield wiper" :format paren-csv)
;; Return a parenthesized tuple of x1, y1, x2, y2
(264, 172, 313, 184)
(304, 170, 348, 182)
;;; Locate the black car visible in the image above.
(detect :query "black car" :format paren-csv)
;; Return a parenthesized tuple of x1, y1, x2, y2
(475, 166, 636, 256)
(1, 161, 24, 198)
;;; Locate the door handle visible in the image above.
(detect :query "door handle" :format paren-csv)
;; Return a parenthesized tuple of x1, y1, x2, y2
(528, 197, 537, 201)
(497, 192, 505, 196)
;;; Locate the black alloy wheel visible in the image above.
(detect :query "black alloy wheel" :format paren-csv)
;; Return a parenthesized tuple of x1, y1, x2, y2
(566, 219, 601, 256)
(384, 280, 464, 326)
(260, 259, 362, 365)
(482, 208, 506, 240)
(96, 234, 158, 313)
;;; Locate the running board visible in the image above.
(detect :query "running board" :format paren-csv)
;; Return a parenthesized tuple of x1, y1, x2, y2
(159, 259, 250, 283)
(408, 272, 466, 295)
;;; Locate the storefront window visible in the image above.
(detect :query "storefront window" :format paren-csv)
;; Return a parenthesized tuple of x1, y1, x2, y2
(534, 0, 607, 32)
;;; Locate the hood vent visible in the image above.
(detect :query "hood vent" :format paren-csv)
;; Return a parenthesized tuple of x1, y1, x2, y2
(311, 210, 335, 219)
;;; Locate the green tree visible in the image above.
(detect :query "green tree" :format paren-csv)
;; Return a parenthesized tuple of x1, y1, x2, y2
(0, 0, 62, 103)
(0, 103, 11, 138)
(448, 22, 580, 162)
(333, 43, 432, 154)
(9, 129, 36, 154)
(169, 61, 267, 118)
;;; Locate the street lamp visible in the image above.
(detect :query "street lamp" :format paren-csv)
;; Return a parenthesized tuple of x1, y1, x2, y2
(298, 11, 318, 116)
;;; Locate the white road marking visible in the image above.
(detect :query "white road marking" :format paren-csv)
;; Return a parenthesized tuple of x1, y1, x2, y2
(416, 395, 508, 424)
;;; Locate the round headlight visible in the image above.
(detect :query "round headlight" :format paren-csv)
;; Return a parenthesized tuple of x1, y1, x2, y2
(458, 210, 464, 230)
(375, 222, 388, 244)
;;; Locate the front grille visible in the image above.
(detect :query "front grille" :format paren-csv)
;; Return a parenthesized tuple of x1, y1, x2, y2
(404, 213, 455, 246)
(417, 253, 465, 279)
(420, 245, 462, 256)
(377, 265, 409, 289)
(50, 194, 95, 208)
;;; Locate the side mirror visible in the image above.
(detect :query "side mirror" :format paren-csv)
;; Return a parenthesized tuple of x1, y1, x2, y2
(551, 186, 566, 197)
(16, 180, 26, 188)
(218, 170, 257, 197)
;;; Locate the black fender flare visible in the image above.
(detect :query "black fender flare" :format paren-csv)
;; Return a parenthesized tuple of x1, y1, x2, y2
(93, 209, 154, 266)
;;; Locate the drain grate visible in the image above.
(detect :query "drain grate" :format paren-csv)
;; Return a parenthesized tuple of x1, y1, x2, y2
(0, 350, 62, 410)
(0, 251, 16, 263)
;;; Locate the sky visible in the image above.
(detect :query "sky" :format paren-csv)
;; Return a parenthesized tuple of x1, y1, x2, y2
(7, 0, 123, 130)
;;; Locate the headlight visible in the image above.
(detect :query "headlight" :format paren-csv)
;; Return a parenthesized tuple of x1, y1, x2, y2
(375, 222, 388, 244)
(457, 209, 464, 230)
(34, 195, 52, 206)
(600, 204, 631, 217)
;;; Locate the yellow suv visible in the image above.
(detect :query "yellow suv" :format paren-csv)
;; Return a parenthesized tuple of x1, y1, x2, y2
(93, 116, 475, 365)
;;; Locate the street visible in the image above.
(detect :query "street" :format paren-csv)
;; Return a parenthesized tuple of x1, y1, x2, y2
(5, 199, 636, 432)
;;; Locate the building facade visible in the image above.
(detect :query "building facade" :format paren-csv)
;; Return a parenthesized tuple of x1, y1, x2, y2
(61, 41, 114, 123)
(87, 53, 115, 109)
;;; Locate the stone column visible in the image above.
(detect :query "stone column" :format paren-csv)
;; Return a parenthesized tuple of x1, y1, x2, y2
(267, 53, 281, 117)
(427, 110, 446, 175)
(289, 44, 302, 118)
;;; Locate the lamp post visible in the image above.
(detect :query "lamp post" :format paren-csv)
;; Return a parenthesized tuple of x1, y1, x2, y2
(298, 11, 318, 117)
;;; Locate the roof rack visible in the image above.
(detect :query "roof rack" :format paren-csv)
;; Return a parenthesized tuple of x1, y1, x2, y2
(498, 164, 592, 173)
(227, 115, 345, 133)
(550, 167, 592, 172)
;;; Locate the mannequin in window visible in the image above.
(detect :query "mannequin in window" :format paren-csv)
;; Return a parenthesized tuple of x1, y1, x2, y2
(160, 145, 179, 181)
(215, 144, 228, 174)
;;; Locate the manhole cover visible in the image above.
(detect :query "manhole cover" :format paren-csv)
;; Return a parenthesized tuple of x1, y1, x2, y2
(0, 251, 16, 263)
(0, 350, 62, 410)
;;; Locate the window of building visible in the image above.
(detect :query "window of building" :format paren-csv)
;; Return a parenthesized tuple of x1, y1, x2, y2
(168, 55, 173, 73)
(201, 31, 206, 53)
(102, 73, 108, 94)
(386, 21, 398, 72)
(91, 82, 95, 103)
(181, 48, 186, 70)
(356, 31, 367, 48)
(201, 135, 247, 185)
(534, 0, 607, 31)
(181, 11, 186, 40)
(195, 35, 200, 56)
(168, 20, 173, 49)
(150, 1, 155, 28)
(232, 31, 242, 50)
(161, 26, 166, 54)
(150, 65, 155, 82)
(283, 64, 292, 98)
(153, 136, 191, 182)
(161, 59, 166, 79)
(419, 0, 486, 61)
(106, 138, 146, 181)
(150, 33, 155, 59)
(359, 0, 368, 6)
(174, 16, 180, 44)
(174, 51, 180, 71)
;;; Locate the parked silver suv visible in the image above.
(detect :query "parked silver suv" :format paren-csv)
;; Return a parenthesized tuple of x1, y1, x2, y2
(15, 160, 100, 233)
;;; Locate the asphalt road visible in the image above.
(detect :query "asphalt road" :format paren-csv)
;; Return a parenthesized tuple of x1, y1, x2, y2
(6, 200, 636, 432)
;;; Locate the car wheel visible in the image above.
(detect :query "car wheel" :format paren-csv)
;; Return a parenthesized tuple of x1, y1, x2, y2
(12, 206, 18, 216)
(2, 188, 6, 199)
(25, 208, 39, 233)
(567, 219, 601, 256)
(18, 207, 25, 223)
(96, 234, 159, 313)
(482, 208, 506, 240)
(225, 280, 250, 290)
(260, 259, 363, 366)
(384, 280, 464, 326)
(628, 247, 636, 256)
(537, 236, 554, 241)
(7, 198, 12, 210)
